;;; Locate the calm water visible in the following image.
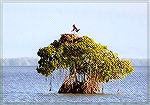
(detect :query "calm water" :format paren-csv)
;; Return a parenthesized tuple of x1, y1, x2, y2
(2, 66, 148, 103)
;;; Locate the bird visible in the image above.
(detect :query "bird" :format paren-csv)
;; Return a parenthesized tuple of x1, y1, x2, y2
(71, 24, 80, 33)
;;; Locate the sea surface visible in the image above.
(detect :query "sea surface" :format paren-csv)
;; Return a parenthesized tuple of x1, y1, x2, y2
(2, 66, 148, 103)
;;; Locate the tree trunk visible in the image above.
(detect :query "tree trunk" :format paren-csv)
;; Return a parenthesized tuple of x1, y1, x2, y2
(58, 75, 102, 94)
(58, 74, 84, 93)
(58, 64, 102, 94)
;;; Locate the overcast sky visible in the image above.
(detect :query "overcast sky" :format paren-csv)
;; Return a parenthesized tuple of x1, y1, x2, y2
(3, 3, 147, 59)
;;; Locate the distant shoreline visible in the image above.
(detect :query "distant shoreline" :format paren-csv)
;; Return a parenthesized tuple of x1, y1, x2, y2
(1, 58, 149, 67)
(1, 66, 149, 67)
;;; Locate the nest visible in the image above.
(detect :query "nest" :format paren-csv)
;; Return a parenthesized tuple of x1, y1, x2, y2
(59, 34, 80, 44)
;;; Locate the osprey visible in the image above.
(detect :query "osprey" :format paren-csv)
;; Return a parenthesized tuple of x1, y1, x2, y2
(71, 24, 80, 33)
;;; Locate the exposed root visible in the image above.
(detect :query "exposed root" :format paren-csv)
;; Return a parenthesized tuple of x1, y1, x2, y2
(58, 75, 101, 94)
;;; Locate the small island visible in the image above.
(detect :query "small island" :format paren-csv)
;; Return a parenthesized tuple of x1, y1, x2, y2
(36, 33, 134, 94)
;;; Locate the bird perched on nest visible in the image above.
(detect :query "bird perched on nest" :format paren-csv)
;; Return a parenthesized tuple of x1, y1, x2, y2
(71, 24, 80, 33)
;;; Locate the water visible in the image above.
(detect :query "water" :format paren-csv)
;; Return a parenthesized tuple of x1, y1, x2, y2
(2, 66, 148, 102)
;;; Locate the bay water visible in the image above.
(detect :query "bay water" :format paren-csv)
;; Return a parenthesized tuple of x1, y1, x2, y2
(2, 66, 148, 103)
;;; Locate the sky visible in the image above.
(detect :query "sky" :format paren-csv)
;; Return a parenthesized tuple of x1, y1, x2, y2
(3, 3, 147, 59)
